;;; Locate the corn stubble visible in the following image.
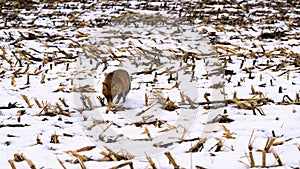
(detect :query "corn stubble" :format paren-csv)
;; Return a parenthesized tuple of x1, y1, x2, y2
(1, 0, 299, 168)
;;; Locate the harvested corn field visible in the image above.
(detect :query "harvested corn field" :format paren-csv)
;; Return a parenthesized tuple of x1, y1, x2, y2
(0, 0, 299, 168)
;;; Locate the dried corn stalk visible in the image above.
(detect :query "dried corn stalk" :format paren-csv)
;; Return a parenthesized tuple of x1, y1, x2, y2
(21, 94, 32, 108)
(34, 98, 42, 108)
(145, 153, 157, 169)
(109, 161, 134, 169)
(188, 138, 207, 152)
(164, 152, 179, 169)
(248, 130, 255, 168)
(66, 150, 87, 169)
(11, 74, 16, 87)
(8, 160, 16, 169)
(222, 125, 235, 139)
(57, 157, 67, 169)
(74, 146, 96, 153)
(142, 127, 152, 141)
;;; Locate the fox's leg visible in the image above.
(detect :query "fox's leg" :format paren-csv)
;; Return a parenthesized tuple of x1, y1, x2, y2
(116, 93, 122, 104)
(121, 90, 127, 103)
(122, 93, 126, 103)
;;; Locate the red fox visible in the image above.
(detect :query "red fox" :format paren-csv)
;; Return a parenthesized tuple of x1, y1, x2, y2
(102, 69, 131, 104)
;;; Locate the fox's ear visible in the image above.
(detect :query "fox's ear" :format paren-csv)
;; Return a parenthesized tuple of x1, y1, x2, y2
(103, 82, 108, 89)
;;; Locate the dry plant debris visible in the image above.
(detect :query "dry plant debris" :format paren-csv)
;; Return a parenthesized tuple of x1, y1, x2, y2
(0, 0, 299, 168)
(12, 153, 37, 169)
(188, 138, 207, 153)
(240, 130, 285, 168)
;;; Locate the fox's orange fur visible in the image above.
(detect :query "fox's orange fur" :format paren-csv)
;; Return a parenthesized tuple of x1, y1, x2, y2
(102, 69, 131, 104)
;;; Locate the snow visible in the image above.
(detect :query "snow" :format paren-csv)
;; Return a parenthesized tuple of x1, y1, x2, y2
(0, 0, 300, 168)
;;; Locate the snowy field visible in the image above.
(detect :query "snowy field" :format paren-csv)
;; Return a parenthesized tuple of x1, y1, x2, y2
(0, 0, 299, 168)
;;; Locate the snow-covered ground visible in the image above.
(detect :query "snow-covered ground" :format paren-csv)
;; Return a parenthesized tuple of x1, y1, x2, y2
(0, 0, 299, 168)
